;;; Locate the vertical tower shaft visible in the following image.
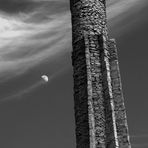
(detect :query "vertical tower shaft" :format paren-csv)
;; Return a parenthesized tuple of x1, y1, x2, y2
(70, 0, 131, 148)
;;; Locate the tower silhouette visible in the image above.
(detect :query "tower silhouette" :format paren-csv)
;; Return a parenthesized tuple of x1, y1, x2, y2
(70, 0, 131, 148)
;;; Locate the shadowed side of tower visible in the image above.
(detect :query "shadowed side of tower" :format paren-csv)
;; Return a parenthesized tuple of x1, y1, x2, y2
(70, 0, 131, 148)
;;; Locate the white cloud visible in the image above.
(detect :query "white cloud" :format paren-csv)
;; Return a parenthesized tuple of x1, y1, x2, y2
(107, 0, 147, 24)
(0, 0, 147, 82)
(0, 11, 71, 81)
(131, 134, 148, 138)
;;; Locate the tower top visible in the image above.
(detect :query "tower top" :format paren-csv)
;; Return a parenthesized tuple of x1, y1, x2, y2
(70, 0, 108, 43)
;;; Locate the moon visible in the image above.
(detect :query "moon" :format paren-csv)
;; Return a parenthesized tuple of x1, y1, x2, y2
(41, 75, 48, 82)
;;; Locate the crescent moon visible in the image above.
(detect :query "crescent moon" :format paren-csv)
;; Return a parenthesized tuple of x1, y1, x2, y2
(41, 75, 48, 82)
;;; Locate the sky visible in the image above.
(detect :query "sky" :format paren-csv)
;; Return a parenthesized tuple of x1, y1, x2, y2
(0, 0, 148, 147)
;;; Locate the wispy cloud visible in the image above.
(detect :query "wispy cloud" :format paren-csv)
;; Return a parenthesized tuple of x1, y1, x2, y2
(0, 79, 44, 103)
(130, 133, 148, 148)
(0, 67, 67, 102)
(131, 134, 148, 138)
(107, 0, 148, 30)
(0, 5, 71, 81)
(107, 0, 142, 19)
(132, 143, 148, 148)
(0, 0, 147, 82)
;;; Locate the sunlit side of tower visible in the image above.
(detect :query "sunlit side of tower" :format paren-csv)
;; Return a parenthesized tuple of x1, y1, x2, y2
(70, 0, 131, 148)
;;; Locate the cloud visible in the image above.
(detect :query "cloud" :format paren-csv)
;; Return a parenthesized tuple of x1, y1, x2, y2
(131, 134, 148, 138)
(132, 143, 148, 148)
(0, 0, 147, 103)
(130, 134, 148, 148)
(0, 0, 147, 82)
(107, 0, 148, 26)
(0, 79, 44, 103)
(0, 0, 69, 16)
(0, 0, 38, 14)
(0, 8, 71, 81)
(0, 67, 67, 102)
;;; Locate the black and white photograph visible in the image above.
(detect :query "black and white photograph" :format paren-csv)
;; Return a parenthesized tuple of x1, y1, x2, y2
(0, 0, 148, 148)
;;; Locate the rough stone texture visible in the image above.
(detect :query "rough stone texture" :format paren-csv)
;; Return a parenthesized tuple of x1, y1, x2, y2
(72, 37, 90, 148)
(70, 0, 108, 43)
(70, 0, 131, 148)
(108, 39, 131, 148)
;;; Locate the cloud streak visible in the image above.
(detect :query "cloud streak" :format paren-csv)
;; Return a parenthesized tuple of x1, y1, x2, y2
(0, 0, 147, 82)
(0, 7, 71, 81)
(0, 79, 44, 103)
(131, 134, 148, 138)
(130, 133, 148, 148)
(132, 143, 148, 148)
(107, 0, 148, 30)
(0, 67, 67, 102)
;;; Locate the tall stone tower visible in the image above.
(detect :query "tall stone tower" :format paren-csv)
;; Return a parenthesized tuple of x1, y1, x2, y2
(70, 0, 131, 148)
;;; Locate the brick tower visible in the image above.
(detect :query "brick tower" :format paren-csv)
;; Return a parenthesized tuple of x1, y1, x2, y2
(70, 0, 131, 148)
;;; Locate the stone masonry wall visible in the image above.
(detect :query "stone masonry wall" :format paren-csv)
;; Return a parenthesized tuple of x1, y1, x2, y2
(70, 0, 131, 148)
(108, 39, 131, 148)
(84, 34, 107, 148)
(72, 37, 90, 148)
(70, 0, 108, 43)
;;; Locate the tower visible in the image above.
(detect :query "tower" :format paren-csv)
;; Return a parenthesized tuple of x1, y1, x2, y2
(70, 0, 131, 148)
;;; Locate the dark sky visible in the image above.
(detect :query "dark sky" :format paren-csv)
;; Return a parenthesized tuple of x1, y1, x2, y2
(0, 0, 148, 148)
